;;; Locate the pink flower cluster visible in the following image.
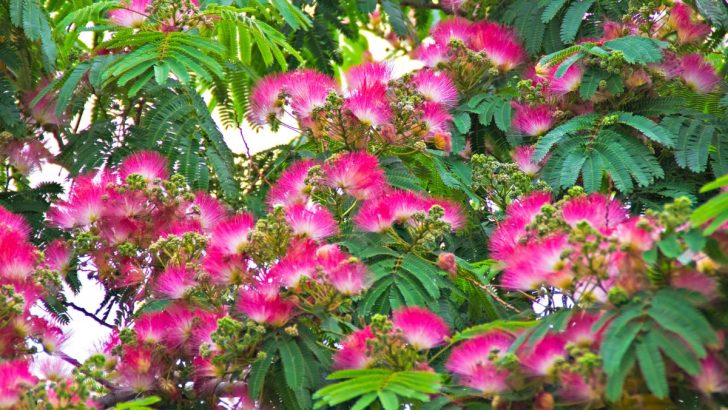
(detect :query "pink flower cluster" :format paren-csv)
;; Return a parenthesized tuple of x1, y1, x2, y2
(667, 2, 712, 45)
(0, 206, 95, 407)
(416, 18, 526, 72)
(490, 192, 718, 301)
(445, 311, 612, 401)
(268, 152, 465, 234)
(107, 303, 230, 395)
(248, 62, 459, 152)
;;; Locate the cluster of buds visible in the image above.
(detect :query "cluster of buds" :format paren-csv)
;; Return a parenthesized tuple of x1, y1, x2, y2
(248, 62, 459, 153)
(471, 152, 548, 214)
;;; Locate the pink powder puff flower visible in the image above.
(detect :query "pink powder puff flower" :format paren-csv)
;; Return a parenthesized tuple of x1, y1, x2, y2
(266, 158, 317, 208)
(412, 70, 459, 107)
(693, 353, 728, 395)
(561, 193, 628, 234)
(316, 244, 368, 295)
(392, 306, 450, 349)
(119, 150, 169, 182)
(0, 360, 36, 408)
(679, 53, 720, 94)
(389, 190, 427, 221)
(327, 259, 368, 295)
(333, 327, 376, 370)
(614, 216, 659, 252)
(4, 140, 52, 175)
(564, 311, 603, 347)
(511, 103, 555, 137)
(671, 270, 719, 301)
(650, 51, 682, 80)
(190, 310, 224, 353)
(117, 345, 157, 392)
(501, 234, 569, 291)
(519, 334, 567, 376)
(426, 198, 465, 230)
(154, 265, 197, 299)
(248, 74, 289, 126)
(45, 239, 71, 273)
(271, 253, 318, 288)
(108, 0, 150, 27)
(48, 174, 108, 229)
(470, 21, 526, 72)
(489, 191, 552, 260)
(286, 69, 337, 121)
(668, 2, 711, 44)
(323, 151, 386, 200)
(420, 101, 453, 134)
(285, 203, 338, 240)
(512, 146, 543, 175)
(446, 331, 514, 395)
(201, 249, 246, 286)
(22, 79, 63, 126)
(345, 62, 393, 91)
(134, 312, 170, 344)
(209, 213, 256, 256)
(431, 18, 473, 47)
(557, 371, 601, 403)
(32, 318, 68, 354)
(354, 198, 395, 233)
(189, 192, 227, 232)
(236, 287, 296, 327)
(602, 21, 628, 40)
(546, 64, 583, 96)
(0, 231, 36, 283)
(344, 82, 392, 127)
(415, 43, 449, 67)
(164, 305, 198, 348)
(0, 207, 30, 238)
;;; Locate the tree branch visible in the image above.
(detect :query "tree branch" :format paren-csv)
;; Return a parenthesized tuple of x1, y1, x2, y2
(64, 301, 115, 329)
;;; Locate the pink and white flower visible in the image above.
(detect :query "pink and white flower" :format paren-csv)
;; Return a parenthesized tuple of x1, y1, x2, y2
(512, 146, 543, 175)
(248, 74, 289, 125)
(679, 53, 720, 94)
(668, 2, 711, 44)
(209, 213, 256, 256)
(267, 159, 317, 208)
(470, 21, 526, 72)
(119, 151, 169, 182)
(344, 83, 392, 127)
(108, 0, 151, 28)
(446, 331, 514, 395)
(333, 327, 376, 370)
(412, 70, 459, 107)
(345, 62, 393, 91)
(511, 103, 555, 137)
(323, 152, 386, 200)
(154, 265, 197, 299)
(392, 306, 450, 349)
(285, 203, 338, 240)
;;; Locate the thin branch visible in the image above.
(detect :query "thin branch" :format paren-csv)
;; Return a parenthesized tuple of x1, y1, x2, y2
(64, 301, 115, 329)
